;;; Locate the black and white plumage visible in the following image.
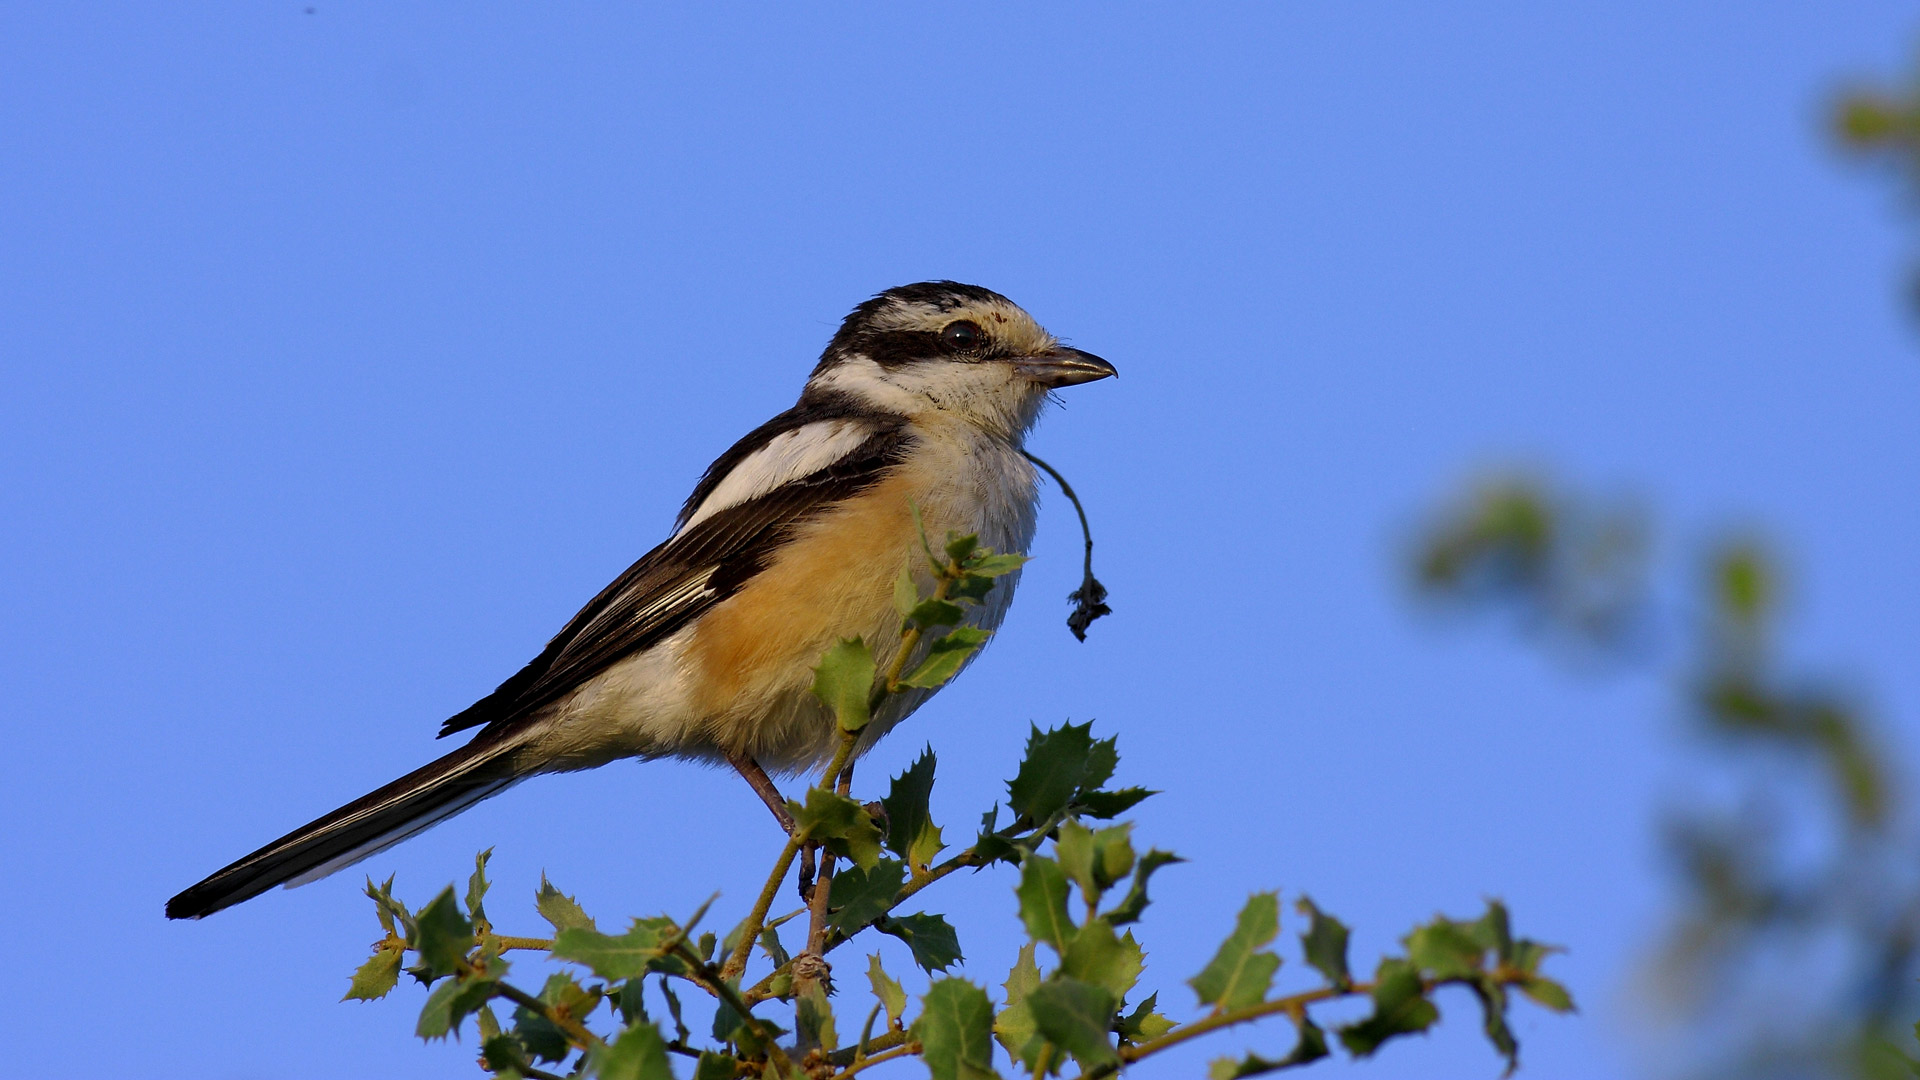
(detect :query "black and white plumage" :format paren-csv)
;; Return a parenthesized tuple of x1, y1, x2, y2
(166, 281, 1115, 920)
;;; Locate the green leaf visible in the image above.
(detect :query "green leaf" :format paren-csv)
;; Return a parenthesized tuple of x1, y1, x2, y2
(692, 1051, 736, 1080)
(1509, 938, 1559, 975)
(811, 637, 876, 732)
(364, 874, 411, 937)
(1190, 893, 1282, 1011)
(878, 912, 964, 973)
(1116, 993, 1175, 1043)
(1016, 856, 1078, 953)
(894, 562, 920, 618)
(1206, 1015, 1330, 1077)
(758, 920, 792, 968)
(1469, 900, 1513, 964)
(416, 970, 500, 1040)
(1518, 974, 1575, 1013)
(344, 945, 404, 1001)
(797, 982, 838, 1053)
(591, 1020, 676, 1080)
(466, 848, 493, 926)
(868, 953, 908, 1029)
(1405, 918, 1486, 980)
(1074, 788, 1155, 819)
(536, 875, 597, 934)
(1470, 978, 1518, 1075)
(1337, 958, 1438, 1057)
(792, 788, 883, 871)
(514, 999, 571, 1062)
(552, 918, 678, 981)
(944, 533, 981, 564)
(913, 977, 999, 1080)
(481, 1033, 527, 1075)
(1008, 722, 1095, 823)
(1060, 917, 1144, 999)
(963, 552, 1027, 578)
(909, 598, 966, 629)
(883, 749, 945, 872)
(1106, 850, 1181, 926)
(1295, 897, 1351, 989)
(827, 858, 908, 936)
(899, 627, 992, 690)
(1080, 736, 1119, 791)
(1055, 822, 1135, 902)
(995, 943, 1044, 1068)
(413, 887, 475, 979)
(1027, 977, 1119, 1069)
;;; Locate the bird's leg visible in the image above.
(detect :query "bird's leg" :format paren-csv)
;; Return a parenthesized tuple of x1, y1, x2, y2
(728, 753, 795, 834)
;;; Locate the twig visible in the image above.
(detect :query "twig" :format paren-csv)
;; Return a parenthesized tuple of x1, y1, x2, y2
(826, 1040, 921, 1080)
(722, 832, 805, 980)
(491, 935, 555, 953)
(670, 942, 796, 1078)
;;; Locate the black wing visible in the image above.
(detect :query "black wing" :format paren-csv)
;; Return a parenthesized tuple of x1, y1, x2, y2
(438, 417, 911, 739)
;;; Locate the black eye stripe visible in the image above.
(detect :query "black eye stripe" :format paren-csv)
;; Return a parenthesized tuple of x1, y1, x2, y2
(859, 330, 944, 367)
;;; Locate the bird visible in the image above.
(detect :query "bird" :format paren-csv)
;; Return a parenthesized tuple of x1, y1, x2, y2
(166, 281, 1115, 920)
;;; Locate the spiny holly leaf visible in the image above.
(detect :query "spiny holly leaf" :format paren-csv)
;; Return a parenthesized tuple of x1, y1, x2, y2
(944, 532, 981, 565)
(1106, 850, 1181, 926)
(868, 953, 908, 1029)
(878, 912, 963, 973)
(797, 982, 838, 1053)
(1206, 1015, 1330, 1077)
(827, 858, 908, 936)
(413, 887, 475, 979)
(1295, 896, 1351, 990)
(480, 1033, 527, 1075)
(1338, 958, 1438, 1056)
(1017, 855, 1078, 953)
(1081, 736, 1119, 791)
(1060, 917, 1144, 999)
(972, 804, 1019, 867)
(591, 1019, 675, 1080)
(416, 966, 503, 1040)
(1074, 788, 1154, 820)
(692, 1051, 736, 1080)
(883, 749, 945, 872)
(792, 788, 883, 870)
(996, 943, 1044, 1068)
(1008, 722, 1097, 824)
(1509, 938, 1561, 975)
(1116, 993, 1176, 1043)
(514, 999, 571, 1062)
(1190, 893, 1281, 1011)
(964, 552, 1028, 578)
(1518, 974, 1575, 1013)
(1027, 977, 1120, 1069)
(812, 637, 876, 733)
(466, 848, 493, 927)
(909, 597, 966, 629)
(913, 977, 999, 1080)
(344, 945, 404, 1002)
(364, 874, 412, 937)
(900, 627, 993, 690)
(551, 918, 678, 981)
(1470, 978, 1518, 1075)
(1055, 821, 1135, 902)
(893, 562, 921, 617)
(1469, 900, 1513, 963)
(1405, 918, 1486, 980)
(536, 875, 597, 934)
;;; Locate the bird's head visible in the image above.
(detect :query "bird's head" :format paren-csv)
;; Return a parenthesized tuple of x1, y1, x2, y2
(804, 281, 1116, 439)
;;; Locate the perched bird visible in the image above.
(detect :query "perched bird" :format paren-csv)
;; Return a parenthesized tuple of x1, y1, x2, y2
(166, 281, 1115, 919)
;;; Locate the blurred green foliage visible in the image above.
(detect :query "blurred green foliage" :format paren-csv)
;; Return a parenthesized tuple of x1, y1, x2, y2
(1412, 479, 1919, 1079)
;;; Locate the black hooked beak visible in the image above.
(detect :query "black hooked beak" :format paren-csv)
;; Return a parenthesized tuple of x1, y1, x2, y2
(1012, 347, 1118, 388)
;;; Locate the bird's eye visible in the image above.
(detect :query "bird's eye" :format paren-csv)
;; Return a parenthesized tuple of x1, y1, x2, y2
(941, 320, 983, 351)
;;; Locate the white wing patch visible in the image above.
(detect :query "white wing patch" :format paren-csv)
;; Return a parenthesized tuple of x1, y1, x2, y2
(677, 419, 874, 534)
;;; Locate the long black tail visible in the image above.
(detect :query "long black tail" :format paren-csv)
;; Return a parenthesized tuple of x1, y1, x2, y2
(166, 732, 529, 919)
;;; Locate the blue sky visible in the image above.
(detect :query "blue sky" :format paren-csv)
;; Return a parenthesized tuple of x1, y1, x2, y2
(4, 4, 1918, 1078)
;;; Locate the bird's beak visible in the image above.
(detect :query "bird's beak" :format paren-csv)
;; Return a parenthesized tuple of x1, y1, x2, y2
(1012, 347, 1118, 388)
